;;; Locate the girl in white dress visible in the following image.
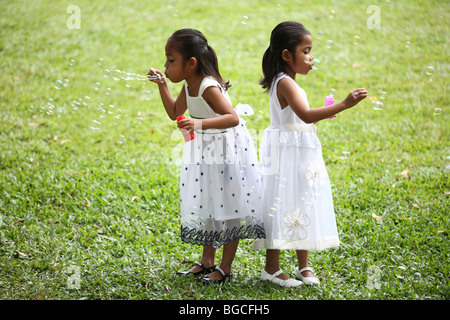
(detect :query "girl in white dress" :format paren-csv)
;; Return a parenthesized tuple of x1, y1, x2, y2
(253, 21, 368, 287)
(148, 28, 265, 284)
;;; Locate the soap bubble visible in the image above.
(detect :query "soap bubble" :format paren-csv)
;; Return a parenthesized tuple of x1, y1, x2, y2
(54, 80, 64, 90)
(105, 87, 112, 95)
(373, 100, 383, 111)
(329, 88, 336, 96)
(90, 120, 101, 130)
(404, 41, 411, 48)
(97, 57, 104, 66)
(112, 69, 121, 81)
(63, 78, 69, 87)
(241, 16, 249, 24)
(433, 107, 442, 115)
(379, 91, 387, 99)
(118, 135, 126, 144)
(94, 82, 101, 90)
(311, 58, 320, 70)
(144, 90, 152, 101)
(353, 35, 360, 45)
(425, 66, 433, 76)
(68, 58, 75, 67)
(339, 151, 350, 160)
(326, 39, 334, 49)
(329, 9, 336, 18)
(104, 69, 111, 78)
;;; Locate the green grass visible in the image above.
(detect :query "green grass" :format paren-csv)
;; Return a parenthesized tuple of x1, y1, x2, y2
(0, 0, 448, 300)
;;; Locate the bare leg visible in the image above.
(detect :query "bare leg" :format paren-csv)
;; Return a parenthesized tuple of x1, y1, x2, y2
(188, 245, 216, 273)
(205, 240, 239, 280)
(265, 249, 289, 280)
(296, 250, 313, 277)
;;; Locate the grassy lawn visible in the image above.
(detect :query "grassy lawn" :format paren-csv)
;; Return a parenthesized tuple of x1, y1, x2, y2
(0, 0, 448, 300)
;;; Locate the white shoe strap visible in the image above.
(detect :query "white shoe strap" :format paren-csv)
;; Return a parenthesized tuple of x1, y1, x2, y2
(299, 267, 314, 274)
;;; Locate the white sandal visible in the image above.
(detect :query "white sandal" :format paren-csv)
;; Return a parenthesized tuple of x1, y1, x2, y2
(295, 267, 320, 285)
(261, 269, 303, 287)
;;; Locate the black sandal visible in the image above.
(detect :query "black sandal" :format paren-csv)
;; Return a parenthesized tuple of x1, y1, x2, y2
(198, 266, 232, 284)
(176, 261, 215, 277)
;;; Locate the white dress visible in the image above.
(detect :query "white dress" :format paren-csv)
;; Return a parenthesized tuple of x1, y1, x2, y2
(179, 76, 266, 246)
(253, 73, 339, 251)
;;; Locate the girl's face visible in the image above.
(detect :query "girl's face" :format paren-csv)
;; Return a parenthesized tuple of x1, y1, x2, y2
(164, 43, 189, 83)
(283, 34, 314, 76)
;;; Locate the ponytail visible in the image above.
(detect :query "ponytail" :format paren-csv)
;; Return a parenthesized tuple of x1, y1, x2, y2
(259, 21, 311, 92)
(167, 29, 231, 90)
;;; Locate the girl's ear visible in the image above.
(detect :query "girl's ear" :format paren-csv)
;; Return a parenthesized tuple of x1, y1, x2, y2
(187, 57, 198, 70)
(281, 49, 291, 62)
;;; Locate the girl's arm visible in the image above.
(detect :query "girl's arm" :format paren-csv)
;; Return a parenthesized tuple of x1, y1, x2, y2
(177, 86, 240, 132)
(148, 68, 187, 120)
(277, 77, 368, 124)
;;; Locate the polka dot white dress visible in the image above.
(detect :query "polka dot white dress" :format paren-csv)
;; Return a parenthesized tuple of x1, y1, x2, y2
(253, 73, 339, 251)
(180, 77, 265, 246)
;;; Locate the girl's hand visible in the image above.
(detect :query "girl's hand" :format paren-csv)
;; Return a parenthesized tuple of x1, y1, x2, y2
(177, 117, 200, 133)
(343, 88, 368, 109)
(147, 68, 166, 84)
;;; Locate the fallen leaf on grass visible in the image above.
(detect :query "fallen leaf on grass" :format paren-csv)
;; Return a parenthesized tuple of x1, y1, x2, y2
(412, 203, 419, 208)
(372, 213, 383, 222)
(399, 169, 410, 179)
(131, 196, 138, 202)
(166, 284, 172, 293)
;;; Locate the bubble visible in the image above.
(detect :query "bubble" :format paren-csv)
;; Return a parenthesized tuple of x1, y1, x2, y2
(63, 78, 69, 87)
(396, 266, 407, 279)
(118, 135, 126, 144)
(425, 66, 433, 76)
(329, 9, 336, 18)
(379, 91, 387, 99)
(373, 100, 383, 111)
(329, 88, 336, 96)
(326, 39, 334, 49)
(433, 107, 442, 116)
(104, 68, 111, 78)
(68, 58, 75, 67)
(212, 241, 221, 249)
(112, 69, 122, 81)
(105, 87, 112, 95)
(29, 105, 34, 112)
(404, 41, 411, 48)
(339, 151, 350, 160)
(353, 35, 360, 45)
(90, 120, 102, 130)
(94, 82, 101, 90)
(144, 90, 152, 101)
(108, 104, 114, 114)
(311, 58, 320, 70)
(82, 96, 90, 106)
(241, 16, 249, 24)
(97, 57, 104, 66)
(54, 80, 64, 90)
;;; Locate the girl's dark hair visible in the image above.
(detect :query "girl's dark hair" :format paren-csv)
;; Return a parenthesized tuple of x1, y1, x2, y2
(168, 28, 231, 90)
(259, 21, 311, 91)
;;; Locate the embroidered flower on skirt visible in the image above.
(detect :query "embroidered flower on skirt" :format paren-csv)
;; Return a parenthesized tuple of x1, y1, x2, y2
(305, 163, 320, 187)
(283, 207, 311, 240)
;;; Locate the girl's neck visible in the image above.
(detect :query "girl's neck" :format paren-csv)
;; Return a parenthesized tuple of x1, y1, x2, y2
(185, 74, 205, 97)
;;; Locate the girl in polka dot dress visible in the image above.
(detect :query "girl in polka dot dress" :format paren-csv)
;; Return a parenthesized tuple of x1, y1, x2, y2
(148, 28, 265, 284)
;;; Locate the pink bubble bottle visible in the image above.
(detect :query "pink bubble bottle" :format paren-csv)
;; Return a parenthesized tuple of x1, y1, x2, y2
(176, 115, 195, 142)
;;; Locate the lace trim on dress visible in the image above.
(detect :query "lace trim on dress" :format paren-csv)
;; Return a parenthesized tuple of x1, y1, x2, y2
(181, 219, 266, 246)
